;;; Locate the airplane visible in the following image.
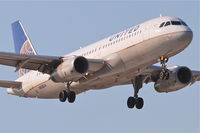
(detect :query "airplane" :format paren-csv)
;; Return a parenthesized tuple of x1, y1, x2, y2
(0, 16, 199, 109)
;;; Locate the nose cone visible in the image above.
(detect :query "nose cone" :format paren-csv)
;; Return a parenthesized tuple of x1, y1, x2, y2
(188, 30, 193, 42)
(185, 25, 193, 32)
(183, 30, 193, 44)
(178, 24, 193, 43)
(177, 30, 193, 49)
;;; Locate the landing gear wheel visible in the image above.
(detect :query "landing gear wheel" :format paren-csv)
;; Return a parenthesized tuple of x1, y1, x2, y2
(127, 97, 135, 109)
(135, 97, 144, 109)
(68, 91, 76, 103)
(59, 90, 67, 102)
(127, 78, 145, 109)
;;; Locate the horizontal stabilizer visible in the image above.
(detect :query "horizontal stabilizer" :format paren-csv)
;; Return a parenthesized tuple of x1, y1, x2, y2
(0, 80, 22, 88)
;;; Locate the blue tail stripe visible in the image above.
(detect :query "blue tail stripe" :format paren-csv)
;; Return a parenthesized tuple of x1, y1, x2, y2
(12, 21, 28, 53)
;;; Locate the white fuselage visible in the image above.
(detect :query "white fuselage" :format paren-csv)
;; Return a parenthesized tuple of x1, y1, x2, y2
(7, 16, 193, 98)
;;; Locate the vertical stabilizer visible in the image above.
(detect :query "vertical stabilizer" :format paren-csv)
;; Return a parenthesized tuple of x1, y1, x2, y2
(11, 21, 37, 77)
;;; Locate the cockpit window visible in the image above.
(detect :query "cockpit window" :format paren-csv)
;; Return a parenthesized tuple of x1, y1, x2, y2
(159, 20, 187, 28)
(171, 21, 181, 25)
(164, 21, 171, 26)
(159, 22, 165, 28)
(181, 21, 187, 26)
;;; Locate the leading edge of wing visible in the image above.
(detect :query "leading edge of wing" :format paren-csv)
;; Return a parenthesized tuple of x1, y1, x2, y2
(0, 80, 22, 88)
(0, 52, 62, 74)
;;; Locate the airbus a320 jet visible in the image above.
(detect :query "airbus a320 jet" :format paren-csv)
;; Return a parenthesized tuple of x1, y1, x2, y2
(0, 16, 199, 109)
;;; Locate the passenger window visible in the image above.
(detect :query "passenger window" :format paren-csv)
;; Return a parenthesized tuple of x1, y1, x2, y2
(171, 21, 181, 25)
(159, 22, 165, 27)
(164, 21, 171, 27)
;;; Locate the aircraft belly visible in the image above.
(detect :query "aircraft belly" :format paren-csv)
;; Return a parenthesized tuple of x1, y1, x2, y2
(70, 69, 137, 91)
(25, 80, 65, 99)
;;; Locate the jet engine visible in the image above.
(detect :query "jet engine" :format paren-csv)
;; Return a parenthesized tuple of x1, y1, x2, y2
(50, 56, 88, 82)
(154, 66, 192, 92)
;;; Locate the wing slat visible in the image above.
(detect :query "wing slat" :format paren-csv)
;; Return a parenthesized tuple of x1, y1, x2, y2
(0, 80, 22, 88)
(0, 52, 62, 74)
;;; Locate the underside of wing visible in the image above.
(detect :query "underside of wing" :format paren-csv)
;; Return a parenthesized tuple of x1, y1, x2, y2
(190, 70, 200, 84)
(0, 80, 22, 88)
(0, 52, 62, 74)
(117, 65, 200, 87)
(0, 51, 107, 83)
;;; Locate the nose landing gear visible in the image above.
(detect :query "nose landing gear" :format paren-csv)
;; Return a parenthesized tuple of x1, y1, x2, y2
(159, 56, 170, 80)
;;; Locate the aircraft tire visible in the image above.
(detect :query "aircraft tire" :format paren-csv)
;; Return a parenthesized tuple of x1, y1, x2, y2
(68, 91, 76, 103)
(59, 90, 67, 102)
(127, 96, 135, 108)
(136, 97, 144, 109)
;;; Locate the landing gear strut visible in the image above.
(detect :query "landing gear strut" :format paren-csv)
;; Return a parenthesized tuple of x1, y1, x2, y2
(59, 82, 76, 103)
(127, 77, 144, 109)
(159, 56, 169, 80)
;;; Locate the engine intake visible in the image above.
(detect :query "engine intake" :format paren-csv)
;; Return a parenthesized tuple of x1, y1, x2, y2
(50, 56, 88, 82)
(154, 66, 192, 93)
(74, 56, 88, 74)
(177, 67, 192, 84)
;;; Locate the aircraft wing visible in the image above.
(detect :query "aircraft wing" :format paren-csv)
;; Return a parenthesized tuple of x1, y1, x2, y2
(132, 65, 200, 85)
(0, 52, 62, 74)
(0, 80, 22, 88)
(0, 52, 106, 75)
(190, 70, 200, 84)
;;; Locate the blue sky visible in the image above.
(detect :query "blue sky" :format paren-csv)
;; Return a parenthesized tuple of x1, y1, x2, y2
(0, 1, 199, 133)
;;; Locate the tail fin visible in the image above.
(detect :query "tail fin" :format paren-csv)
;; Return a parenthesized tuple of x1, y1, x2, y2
(11, 21, 37, 77)
(12, 21, 37, 55)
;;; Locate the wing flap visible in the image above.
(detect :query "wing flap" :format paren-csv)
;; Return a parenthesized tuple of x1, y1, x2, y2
(0, 80, 22, 88)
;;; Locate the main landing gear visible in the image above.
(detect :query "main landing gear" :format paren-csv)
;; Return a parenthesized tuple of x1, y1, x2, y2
(127, 56, 170, 109)
(159, 56, 170, 80)
(127, 77, 144, 109)
(59, 82, 76, 103)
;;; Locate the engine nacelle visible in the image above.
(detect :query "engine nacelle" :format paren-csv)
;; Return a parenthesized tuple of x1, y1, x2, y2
(154, 66, 192, 93)
(50, 56, 88, 82)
